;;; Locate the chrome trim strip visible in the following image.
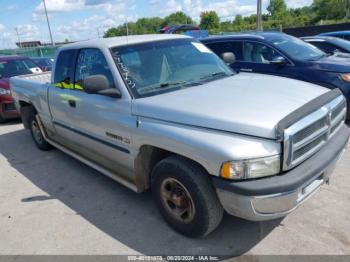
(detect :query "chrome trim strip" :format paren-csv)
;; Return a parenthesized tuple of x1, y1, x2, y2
(283, 95, 346, 171)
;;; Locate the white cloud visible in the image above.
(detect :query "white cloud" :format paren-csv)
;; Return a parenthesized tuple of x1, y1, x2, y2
(0, 24, 5, 32)
(35, 0, 85, 13)
(167, 0, 183, 13)
(285, 0, 313, 9)
(181, 0, 256, 21)
(15, 25, 40, 40)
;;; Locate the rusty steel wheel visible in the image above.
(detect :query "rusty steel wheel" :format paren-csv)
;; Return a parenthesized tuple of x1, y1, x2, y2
(160, 178, 196, 224)
(152, 155, 224, 237)
(29, 113, 53, 151)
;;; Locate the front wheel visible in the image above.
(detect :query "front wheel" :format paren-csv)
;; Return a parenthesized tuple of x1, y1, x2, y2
(29, 114, 52, 151)
(152, 155, 224, 238)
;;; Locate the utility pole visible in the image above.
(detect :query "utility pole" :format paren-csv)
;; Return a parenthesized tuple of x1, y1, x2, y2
(257, 0, 262, 31)
(15, 27, 21, 48)
(43, 0, 54, 46)
(125, 18, 129, 36)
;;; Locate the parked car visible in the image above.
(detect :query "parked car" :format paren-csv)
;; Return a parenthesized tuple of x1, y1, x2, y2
(202, 32, 350, 118)
(318, 30, 350, 40)
(301, 36, 350, 55)
(31, 57, 54, 72)
(10, 35, 350, 237)
(0, 55, 42, 123)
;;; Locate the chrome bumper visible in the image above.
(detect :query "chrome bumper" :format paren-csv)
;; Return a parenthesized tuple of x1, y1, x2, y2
(214, 125, 349, 221)
(216, 152, 339, 221)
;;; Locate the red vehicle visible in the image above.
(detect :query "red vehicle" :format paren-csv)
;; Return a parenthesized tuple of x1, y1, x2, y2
(0, 56, 42, 122)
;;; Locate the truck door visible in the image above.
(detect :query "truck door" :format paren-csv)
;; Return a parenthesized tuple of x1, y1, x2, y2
(238, 41, 295, 78)
(62, 48, 135, 178)
(48, 49, 78, 144)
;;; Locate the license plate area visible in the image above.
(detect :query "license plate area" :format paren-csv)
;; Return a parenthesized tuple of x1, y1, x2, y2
(297, 174, 324, 202)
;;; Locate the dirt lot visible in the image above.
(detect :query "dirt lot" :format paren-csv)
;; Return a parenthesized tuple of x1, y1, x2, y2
(0, 120, 350, 256)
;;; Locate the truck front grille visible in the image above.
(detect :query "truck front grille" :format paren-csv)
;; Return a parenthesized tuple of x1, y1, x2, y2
(283, 95, 346, 170)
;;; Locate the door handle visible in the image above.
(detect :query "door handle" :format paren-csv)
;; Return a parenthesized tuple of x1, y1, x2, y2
(68, 100, 76, 108)
(240, 68, 253, 72)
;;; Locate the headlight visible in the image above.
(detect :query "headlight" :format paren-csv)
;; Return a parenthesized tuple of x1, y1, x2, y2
(0, 88, 11, 96)
(340, 73, 350, 82)
(220, 155, 280, 180)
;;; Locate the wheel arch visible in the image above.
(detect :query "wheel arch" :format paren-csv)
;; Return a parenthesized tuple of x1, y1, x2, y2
(18, 101, 37, 129)
(134, 145, 210, 192)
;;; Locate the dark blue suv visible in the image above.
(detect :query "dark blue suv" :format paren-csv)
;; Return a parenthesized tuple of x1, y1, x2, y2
(201, 32, 350, 117)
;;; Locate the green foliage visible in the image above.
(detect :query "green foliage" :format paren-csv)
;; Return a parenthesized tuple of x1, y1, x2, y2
(104, 0, 350, 38)
(267, 0, 288, 18)
(164, 11, 193, 25)
(200, 11, 220, 31)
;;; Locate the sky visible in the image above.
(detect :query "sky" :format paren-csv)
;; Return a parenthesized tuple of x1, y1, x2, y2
(0, 0, 312, 49)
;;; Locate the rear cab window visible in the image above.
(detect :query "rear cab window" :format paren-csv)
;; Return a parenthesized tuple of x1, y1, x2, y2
(53, 49, 78, 89)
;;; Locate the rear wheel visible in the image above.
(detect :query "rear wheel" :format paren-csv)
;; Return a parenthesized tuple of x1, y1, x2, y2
(0, 114, 5, 124)
(29, 114, 52, 151)
(152, 155, 224, 238)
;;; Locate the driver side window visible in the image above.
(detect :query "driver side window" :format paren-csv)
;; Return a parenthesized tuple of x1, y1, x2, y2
(243, 42, 280, 64)
(74, 48, 114, 91)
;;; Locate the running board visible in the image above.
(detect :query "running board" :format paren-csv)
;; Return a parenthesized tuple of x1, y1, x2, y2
(35, 115, 138, 192)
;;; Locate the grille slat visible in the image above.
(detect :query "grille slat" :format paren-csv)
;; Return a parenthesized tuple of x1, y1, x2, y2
(283, 95, 346, 171)
(293, 117, 328, 144)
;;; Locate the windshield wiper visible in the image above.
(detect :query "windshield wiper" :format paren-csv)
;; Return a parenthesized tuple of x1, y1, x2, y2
(200, 71, 231, 81)
(159, 80, 187, 88)
(159, 80, 203, 88)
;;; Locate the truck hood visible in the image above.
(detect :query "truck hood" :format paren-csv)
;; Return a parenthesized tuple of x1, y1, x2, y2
(132, 73, 328, 139)
(308, 54, 350, 73)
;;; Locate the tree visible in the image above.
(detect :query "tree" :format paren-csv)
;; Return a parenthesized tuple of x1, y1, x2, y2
(267, 0, 288, 17)
(164, 12, 193, 25)
(312, 0, 346, 20)
(136, 17, 164, 33)
(199, 11, 220, 31)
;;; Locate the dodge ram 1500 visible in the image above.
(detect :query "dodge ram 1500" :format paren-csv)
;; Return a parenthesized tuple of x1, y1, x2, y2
(10, 34, 350, 237)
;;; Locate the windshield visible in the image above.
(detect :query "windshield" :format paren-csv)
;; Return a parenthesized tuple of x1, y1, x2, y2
(32, 58, 53, 67)
(0, 59, 36, 78)
(111, 39, 233, 98)
(331, 38, 350, 52)
(266, 34, 325, 61)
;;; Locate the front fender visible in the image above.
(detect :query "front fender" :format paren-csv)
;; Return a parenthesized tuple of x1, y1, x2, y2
(134, 117, 281, 176)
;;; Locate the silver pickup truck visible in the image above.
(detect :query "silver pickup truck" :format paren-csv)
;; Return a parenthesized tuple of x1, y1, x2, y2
(10, 34, 350, 238)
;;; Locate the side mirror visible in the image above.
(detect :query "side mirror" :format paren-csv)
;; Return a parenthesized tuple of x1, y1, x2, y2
(82, 74, 121, 98)
(270, 56, 287, 65)
(221, 52, 236, 65)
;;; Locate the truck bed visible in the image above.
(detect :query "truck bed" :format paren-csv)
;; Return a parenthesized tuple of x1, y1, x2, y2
(13, 71, 51, 84)
(10, 72, 52, 122)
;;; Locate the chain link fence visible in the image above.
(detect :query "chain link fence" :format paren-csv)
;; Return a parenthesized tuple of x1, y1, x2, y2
(0, 46, 59, 58)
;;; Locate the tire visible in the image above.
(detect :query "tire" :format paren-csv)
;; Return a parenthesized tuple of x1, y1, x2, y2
(29, 113, 53, 151)
(0, 115, 5, 124)
(152, 155, 224, 238)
